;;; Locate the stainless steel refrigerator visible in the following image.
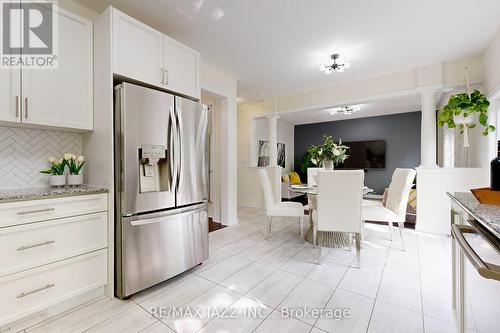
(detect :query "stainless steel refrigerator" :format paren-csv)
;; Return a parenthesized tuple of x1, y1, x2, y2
(114, 82, 209, 299)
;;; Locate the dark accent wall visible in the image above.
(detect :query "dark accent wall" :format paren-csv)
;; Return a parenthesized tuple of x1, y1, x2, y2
(294, 112, 421, 193)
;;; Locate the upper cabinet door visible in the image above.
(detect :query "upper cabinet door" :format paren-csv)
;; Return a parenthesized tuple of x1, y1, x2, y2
(164, 36, 200, 99)
(112, 9, 164, 87)
(0, 1, 21, 125)
(22, 8, 93, 130)
(0, 68, 21, 124)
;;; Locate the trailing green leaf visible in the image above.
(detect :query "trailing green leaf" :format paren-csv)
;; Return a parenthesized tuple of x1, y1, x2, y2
(437, 89, 493, 137)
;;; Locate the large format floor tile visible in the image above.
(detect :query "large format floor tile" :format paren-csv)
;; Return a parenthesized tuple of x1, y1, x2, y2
(28, 207, 462, 333)
(306, 260, 349, 287)
(160, 286, 241, 333)
(339, 266, 383, 298)
(27, 298, 135, 333)
(253, 310, 312, 333)
(220, 262, 275, 294)
(246, 270, 302, 308)
(368, 301, 423, 333)
(196, 256, 252, 283)
(85, 306, 157, 333)
(141, 275, 216, 311)
(197, 297, 272, 333)
(278, 278, 336, 325)
(255, 246, 300, 268)
(316, 288, 374, 333)
(377, 272, 422, 313)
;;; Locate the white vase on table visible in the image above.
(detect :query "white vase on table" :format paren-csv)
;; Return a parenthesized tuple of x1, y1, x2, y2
(323, 160, 334, 170)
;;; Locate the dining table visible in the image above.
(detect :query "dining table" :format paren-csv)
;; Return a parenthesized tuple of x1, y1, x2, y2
(290, 184, 375, 248)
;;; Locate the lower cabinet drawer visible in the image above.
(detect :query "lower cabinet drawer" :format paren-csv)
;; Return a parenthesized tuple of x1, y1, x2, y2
(0, 212, 107, 277)
(0, 249, 107, 327)
(0, 194, 107, 228)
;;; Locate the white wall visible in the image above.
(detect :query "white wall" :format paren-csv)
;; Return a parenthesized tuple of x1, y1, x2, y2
(484, 28, 500, 95)
(200, 64, 238, 225)
(252, 117, 294, 174)
(201, 91, 222, 222)
(59, 0, 97, 20)
(416, 167, 488, 235)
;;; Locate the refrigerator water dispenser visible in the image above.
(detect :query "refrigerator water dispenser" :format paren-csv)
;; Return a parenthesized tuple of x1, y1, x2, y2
(138, 144, 168, 193)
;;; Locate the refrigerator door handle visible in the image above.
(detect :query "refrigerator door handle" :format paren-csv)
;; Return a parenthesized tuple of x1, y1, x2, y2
(129, 204, 206, 226)
(175, 106, 182, 193)
(168, 107, 177, 193)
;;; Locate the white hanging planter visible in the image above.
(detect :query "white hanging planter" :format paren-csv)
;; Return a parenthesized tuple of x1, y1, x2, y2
(454, 111, 475, 148)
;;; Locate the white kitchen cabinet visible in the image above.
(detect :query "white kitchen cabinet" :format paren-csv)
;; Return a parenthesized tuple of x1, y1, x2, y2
(0, 68, 21, 123)
(0, 192, 108, 330)
(164, 36, 200, 99)
(0, 249, 107, 327)
(22, 8, 93, 130)
(112, 9, 164, 87)
(111, 8, 200, 100)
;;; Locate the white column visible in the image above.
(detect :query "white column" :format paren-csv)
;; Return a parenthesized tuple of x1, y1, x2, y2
(266, 113, 282, 202)
(267, 113, 279, 167)
(442, 127, 455, 168)
(420, 90, 438, 167)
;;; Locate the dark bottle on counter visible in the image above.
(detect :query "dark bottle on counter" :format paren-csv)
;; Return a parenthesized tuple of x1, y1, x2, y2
(491, 141, 500, 190)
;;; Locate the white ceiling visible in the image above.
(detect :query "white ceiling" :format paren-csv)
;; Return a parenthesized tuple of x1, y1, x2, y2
(279, 94, 422, 125)
(77, 0, 500, 102)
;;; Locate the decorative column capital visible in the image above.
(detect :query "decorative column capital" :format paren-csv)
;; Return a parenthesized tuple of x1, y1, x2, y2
(265, 112, 280, 119)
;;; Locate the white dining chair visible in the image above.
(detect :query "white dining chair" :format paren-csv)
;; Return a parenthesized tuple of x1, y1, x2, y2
(362, 168, 416, 251)
(307, 167, 322, 187)
(312, 170, 364, 266)
(258, 169, 305, 240)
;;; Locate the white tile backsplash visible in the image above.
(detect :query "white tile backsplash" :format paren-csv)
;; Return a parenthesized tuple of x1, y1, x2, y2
(0, 126, 82, 189)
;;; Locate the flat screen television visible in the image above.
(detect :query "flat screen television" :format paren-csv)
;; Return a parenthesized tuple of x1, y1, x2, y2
(337, 140, 386, 170)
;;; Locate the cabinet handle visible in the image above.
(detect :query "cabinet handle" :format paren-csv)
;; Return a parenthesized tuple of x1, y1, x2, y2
(17, 284, 55, 299)
(165, 68, 168, 86)
(17, 240, 55, 251)
(24, 97, 28, 119)
(161, 67, 164, 85)
(17, 207, 55, 215)
(15, 96, 19, 117)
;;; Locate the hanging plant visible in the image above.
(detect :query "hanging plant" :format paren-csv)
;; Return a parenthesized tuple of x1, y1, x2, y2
(437, 89, 494, 136)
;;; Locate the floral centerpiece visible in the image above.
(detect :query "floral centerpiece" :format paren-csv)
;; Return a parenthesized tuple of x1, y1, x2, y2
(40, 156, 66, 187)
(307, 135, 349, 170)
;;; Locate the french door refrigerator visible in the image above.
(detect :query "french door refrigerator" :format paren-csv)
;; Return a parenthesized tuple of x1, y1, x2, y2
(114, 82, 209, 299)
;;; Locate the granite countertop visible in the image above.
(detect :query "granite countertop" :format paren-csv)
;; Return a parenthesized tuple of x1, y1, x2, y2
(0, 185, 108, 203)
(449, 192, 500, 238)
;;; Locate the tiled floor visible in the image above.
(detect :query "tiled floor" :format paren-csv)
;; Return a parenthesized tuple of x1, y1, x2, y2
(27, 206, 462, 333)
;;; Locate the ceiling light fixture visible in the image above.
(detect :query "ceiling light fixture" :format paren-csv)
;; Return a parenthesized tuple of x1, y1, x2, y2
(330, 105, 360, 115)
(319, 54, 351, 74)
